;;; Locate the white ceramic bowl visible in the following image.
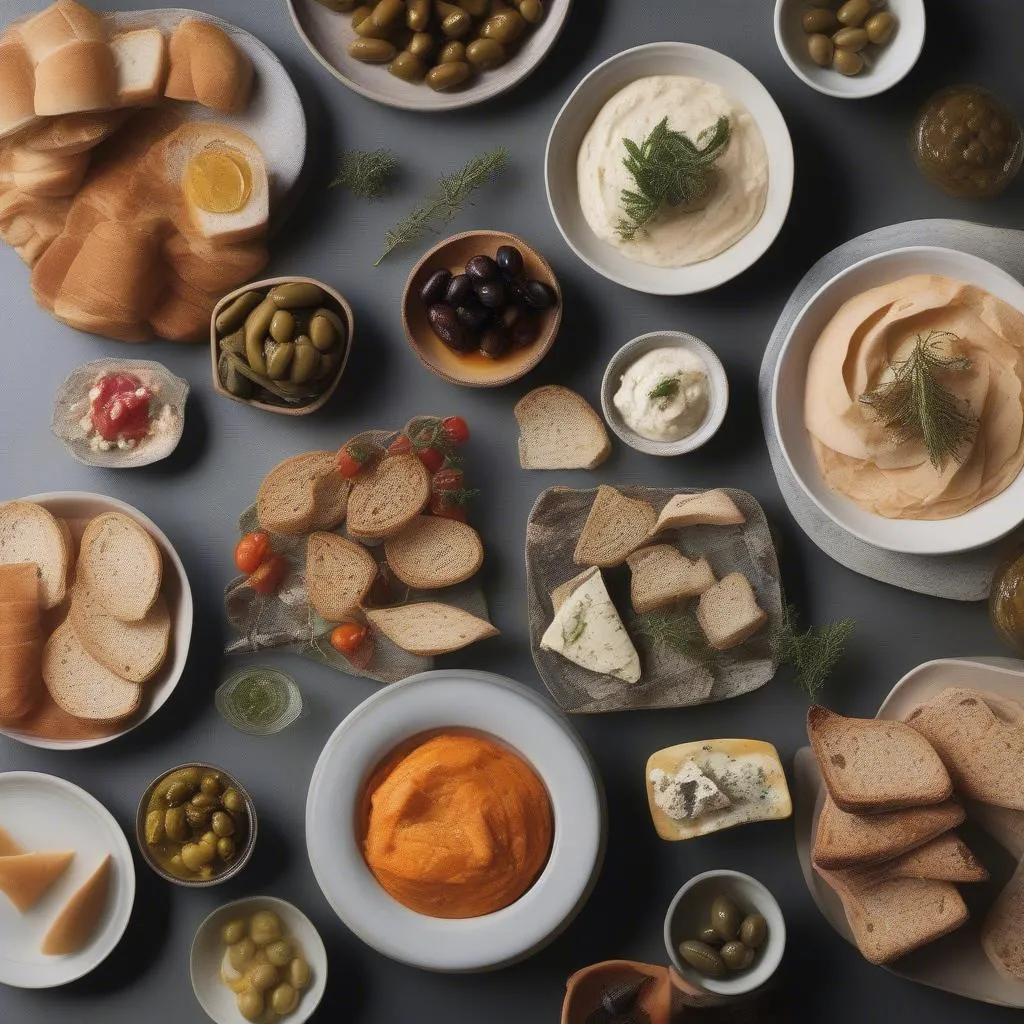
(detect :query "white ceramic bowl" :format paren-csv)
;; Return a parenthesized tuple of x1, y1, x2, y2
(190, 896, 327, 1024)
(601, 331, 729, 456)
(305, 669, 605, 972)
(772, 246, 1024, 555)
(774, 0, 925, 100)
(0, 491, 193, 749)
(285, 0, 573, 113)
(664, 869, 786, 997)
(545, 42, 794, 296)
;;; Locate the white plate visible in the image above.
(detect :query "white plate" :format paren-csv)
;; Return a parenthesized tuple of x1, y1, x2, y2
(0, 491, 194, 751)
(286, 0, 573, 113)
(190, 896, 327, 1024)
(0, 771, 136, 989)
(772, 246, 1024, 555)
(545, 42, 794, 296)
(305, 669, 605, 972)
(794, 656, 1024, 1008)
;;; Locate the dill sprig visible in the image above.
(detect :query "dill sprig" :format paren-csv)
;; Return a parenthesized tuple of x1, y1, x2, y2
(616, 116, 731, 241)
(648, 374, 680, 406)
(775, 605, 855, 700)
(859, 330, 978, 470)
(635, 607, 717, 670)
(375, 147, 508, 265)
(329, 148, 399, 199)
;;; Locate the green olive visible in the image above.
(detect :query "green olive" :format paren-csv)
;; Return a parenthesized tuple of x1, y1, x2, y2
(191, 792, 218, 811)
(807, 33, 833, 66)
(739, 913, 768, 949)
(181, 842, 215, 871)
(228, 938, 257, 971)
(265, 341, 295, 381)
(350, 36, 397, 60)
(164, 780, 194, 806)
(438, 40, 466, 63)
(221, 919, 247, 945)
(407, 0, 430, 30)
(270, 983, 299, 1015)
(250, 911, 283, 946)
(212, 811, 237, 837)
(316, 351, 342, 382)
(678, 940, 728, 978)
(427, 60, 471, 90)
(832, 27, 868, 51)
(833, 47, 865, 75)
(216, 291, 263, 335)
(836, 0, 871, 27)
(288, 956, 311, 989)
(222, 789, 246, 814)
(217, 836, 237, 861)
(244, 298, 275, 374)
(408, 31, 435, 58)
(169, 853, 186, 874)
(480, 9, 525, 44)
(466, 37, 506, 70)
(249, 963, 279, 992)
(350, 4, 373, 29)
(310, 308, 344, 351)
(265, 939, 292, 967)
(289, 340, 320, 384)
(721, 940, 755, 971)
(711, 895, 741, 942)
(865, 11, 896, 44)
(164, 806, 190, 842)
(185, 803, 211, 830)
(144, 810, 164, 846)
(237, 990, 264, 1024)
(801, 7, 839, 34)
(436, 1, 472, 37)
(200, 773, 223, 797)
(697, 924, 722, 946)
(354, 0, 403, 34)
(518, 0, 543, 23)
(269, 310, 295, 344)
(269, 282, 326, 308)
(389, 50, 427, 81)
(457, 0, 488, 14)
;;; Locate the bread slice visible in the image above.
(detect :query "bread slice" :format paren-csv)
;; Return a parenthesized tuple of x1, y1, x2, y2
(21, 110, 128, 155)
(34, 40, 117, 117)
(812, 796, 965, 870)
(0, 850, 75, 913)
(0, 826, 25, 857)
(808, 706, 952, 814)
(573, 486, 656, 568)
(0, 637, 43, 722)
(551, 567, 599, 614)
(905, 687, 1024, 810)
(41, 854, 111, 956)
(257, 451, 336, 536)
(515, 386, 611, 470)
(0, 501, 71, 610)
(654, 490, 746, 532)
(165, 18, 253, 113)
(626, 544, 716, 613)
(17, 0, 105, 62)
(305, 532, 377, 622)
(695, 573, 766, 651)
(347, 455, 431, 541)
(309, 473, 350, 532)
(0, 562, 41, 603)
(384, 516, 484, 589)
(835, 832, 987, 889)
(77, 512, 162, 623)
(983, 861, 1024, 981)
(0, 33, 37, 140)
(365, 603, 498, 657)
(111, 28, 167, 107)
(42, 618, 142, 722)
(967, 801, 1024, 859)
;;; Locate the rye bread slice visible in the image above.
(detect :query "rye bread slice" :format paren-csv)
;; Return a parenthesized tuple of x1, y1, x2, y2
(77, 512, 162, 623)
(305, 532, 377, 622)
(365, 602, 498, 657)
(834, 832, 988, 889)
(384, 516, 484, 589)
(309, 472, 351, 531)
(347, 454, 431, 540)
(654, 489, 746, 531)
(982, 861, 1024, 981)
(696, 572, 767, 651)
(808, 705, 952, 813)
(0, 502, 71, 610)
(256, 451, 336, 536)
(515, 385, 611, 470)
(627, 544, 716, 614)
(573, 486, 657, 568)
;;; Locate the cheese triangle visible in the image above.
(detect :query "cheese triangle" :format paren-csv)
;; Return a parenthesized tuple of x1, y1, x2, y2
(0, 850, 75, 912)
(41, 854, 111, 956)
(0, 825, 25, 857)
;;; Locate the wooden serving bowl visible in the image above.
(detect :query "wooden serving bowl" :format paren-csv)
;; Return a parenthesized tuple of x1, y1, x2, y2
(210, 276, 354, 416)
(401, 230, 562, 388)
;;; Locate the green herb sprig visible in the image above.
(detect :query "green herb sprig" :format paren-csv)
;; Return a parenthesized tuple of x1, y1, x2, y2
(775, 605, 856, 700)
(635, 607, 717, 670)
(329, 149, 399, 199)
(648, 374, 681, 406)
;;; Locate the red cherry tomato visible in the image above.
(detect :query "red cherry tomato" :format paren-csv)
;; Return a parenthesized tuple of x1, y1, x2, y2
(417, 446, 445, 474)
(248, 554, 289, 595)
(387, 433, 412, 455)
(234, 531, 272, 574)
(429, 493, 468, 522)
(441, 415, 470, 446)
(336, 444, 369, 478)
(329, 622, 369, 656)
(432, 467, 464, 493)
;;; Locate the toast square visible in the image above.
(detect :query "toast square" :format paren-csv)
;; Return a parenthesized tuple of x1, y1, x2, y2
(573, 486, 656, 568)
(696, 572, 766, 651)
(256, 451, 336, 536)
(834, 832, 988, 889)
(626, 544, 716, 613)
(347, 454, 431, 541)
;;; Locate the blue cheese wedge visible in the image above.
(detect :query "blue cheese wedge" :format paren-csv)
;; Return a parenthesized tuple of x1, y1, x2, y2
(650, 762, 731, 820)
(541, 569, 641, 683)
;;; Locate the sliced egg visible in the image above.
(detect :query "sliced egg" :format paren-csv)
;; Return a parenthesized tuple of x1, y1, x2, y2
(185, 143, 252, 215)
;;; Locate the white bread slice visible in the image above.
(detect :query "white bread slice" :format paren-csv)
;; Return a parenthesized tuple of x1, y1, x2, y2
(654, 490, 746, 532)
(34, 40, 117, 117)
(17, 0, 105, 63)
(111, 28, 167, 107)
(366, 603, 498, 657)
(514, 386, 611, 470)
(41, 854, 111, 956)
(0, 501, 70, 610)
(384, 516, 484, 589)
(834, 832, 988, 888)
(695, 573, 766, 651)
(305, 532, 377, 622)
(165, 18, 253, 114)
(0, 850, 75, 913)
(77, 512, 162, 623)
(42, 618, 142, 722)
(573, 486, 657, 568)
(626, 545, 716, 613)
(347, 455, 431, 541)
(257, 451, 337, 536)
(0, 34, 37, 140)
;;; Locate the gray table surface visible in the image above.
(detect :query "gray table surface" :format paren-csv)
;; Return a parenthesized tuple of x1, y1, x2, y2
(2, 0, 1023, 1020)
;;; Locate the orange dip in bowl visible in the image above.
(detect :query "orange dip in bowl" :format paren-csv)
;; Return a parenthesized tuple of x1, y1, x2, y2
(361, 732, 554, 919)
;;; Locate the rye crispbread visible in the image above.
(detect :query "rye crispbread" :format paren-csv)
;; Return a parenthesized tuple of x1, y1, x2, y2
(626, 544, 716, 613)
(696, 572, 767, 651)
(514, 385, 610, 470)
(256, 451, 336, 536)
(653, 489, 746, 532)
(346, 454, 430, 541)
(305, 532, 377, 622)
(383, 515, 484, 590)
(572, 486, 657, 568)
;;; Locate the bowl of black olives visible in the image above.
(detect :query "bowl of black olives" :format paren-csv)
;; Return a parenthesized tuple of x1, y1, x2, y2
(402, 230, 562, 387)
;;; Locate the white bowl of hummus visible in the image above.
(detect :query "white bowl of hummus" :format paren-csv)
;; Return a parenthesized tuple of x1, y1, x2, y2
(545, 43, 793, 296)
(773, 246, 1024, 554)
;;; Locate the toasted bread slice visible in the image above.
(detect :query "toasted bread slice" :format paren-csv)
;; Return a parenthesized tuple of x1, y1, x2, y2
(835, 832, 987, 889)
(808, 706, 952, 814)
(309, 472, 350, 532)
(654, 490, 746, 532)
(626, 545, 716, 613)
(983, 861, 1024, 981)
(384, 516, 484, 590)
(41, 854, 111, 956)
(515, 385, 611, 470)
(366, 603, 498, 657)
(696, 573, 766, 651)
(0, 562, 41, 603)
(967, 801, 1024, 859)
(305, 532, 377, 623)
(0, 850, 75, 913)
(256, 451, 337, 536)
(0, 502, 71, 609)
(573, 486, 656, 568)
(77, 512, 162, 623)
(551, 567, 600, 614)
(347, 454, 431, 541)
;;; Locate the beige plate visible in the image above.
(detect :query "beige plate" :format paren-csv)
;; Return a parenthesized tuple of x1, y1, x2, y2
(794, 656, 1024, 1008)
(402, 230, 562, 389)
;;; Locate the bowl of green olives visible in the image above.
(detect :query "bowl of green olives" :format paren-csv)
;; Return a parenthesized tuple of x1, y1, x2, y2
(664, 870, 785, 997)
(210, 277, 353, 416)
(774, 0, 924, 99)
(135, 764, 258, 888)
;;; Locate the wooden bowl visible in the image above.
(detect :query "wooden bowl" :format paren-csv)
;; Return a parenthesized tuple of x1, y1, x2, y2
(401, 230, 562, 388)
(210, 276, 353, 416)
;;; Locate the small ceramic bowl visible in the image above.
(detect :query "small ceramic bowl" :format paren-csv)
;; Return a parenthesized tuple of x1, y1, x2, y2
(135, 763, 258, 888)
(210, 276, 353, 416)
(401, 230, 562, 389)
(664, 870, 785, 998)
(601, 331, 728, 456)
(774, 0, 926, 99)
(190, 895, 327, 1024)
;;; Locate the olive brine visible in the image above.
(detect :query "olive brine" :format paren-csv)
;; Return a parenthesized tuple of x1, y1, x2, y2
(678, 895, 768, 979)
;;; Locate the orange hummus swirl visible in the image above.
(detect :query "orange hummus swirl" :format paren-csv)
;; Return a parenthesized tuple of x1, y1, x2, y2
(361, 732, 554, 919)
(803, 274, 1024, 520)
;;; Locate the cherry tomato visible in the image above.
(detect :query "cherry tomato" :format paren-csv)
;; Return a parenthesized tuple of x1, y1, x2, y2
(417, 446, 445, 474)
(432, 467, 464, 493)
(336, 444, 369, 478)
(429, 493, 468, 522)
(330, 622, 369, 656)
(248, 554, 289, 595)
(234, 531, 272, 574)
(387, 433, 412, 455)
(441, 416, 470, 446)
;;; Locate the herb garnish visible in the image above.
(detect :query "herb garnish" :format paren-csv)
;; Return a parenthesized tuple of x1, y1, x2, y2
(616, 116, 732, 241)
(329, 148, 399, 199)
(563, 599, 589, 645)
(859, 330, 978, 470)
(635, 607, 716, 670)
(774, 605, 856, 700)
(648, 374, 681, 406)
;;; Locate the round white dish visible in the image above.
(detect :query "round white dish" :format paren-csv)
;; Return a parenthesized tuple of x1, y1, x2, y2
(305, 669, 605, 972)
(600, 330, 729, 456)
(0, 491, 194, 751)
(545, 42, 794, 296)
(771, 245, 1024, 555)
(190, 895, 327, 1024)
(286, 0, 573, 113)
(663, 869, 786, 997)
(0, 771, 136, 989)
(774, 0, 926, 100)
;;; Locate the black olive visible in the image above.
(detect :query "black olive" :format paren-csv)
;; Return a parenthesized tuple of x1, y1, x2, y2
(499, 303, 524, 329)
(464, 254, 500, 283)
(511, 315, 540, 348)
(479, 324, 511, 359)
(444, 274, 473, 306)
(495, 244, 524, 279)
(456, 301, 490, 332)
(522, 279, 557, 310)
(419, 269, 452, 305)
(475, 279, 507, 309)
(428, 303, 472, 352)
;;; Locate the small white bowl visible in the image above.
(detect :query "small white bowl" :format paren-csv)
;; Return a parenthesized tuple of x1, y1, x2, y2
(545, 42, 794, 296)
(600, 331, 728, 456)
(190, 896, 327, 1024)
(664, 870, 786, 998)
(774, 0, 926, 100)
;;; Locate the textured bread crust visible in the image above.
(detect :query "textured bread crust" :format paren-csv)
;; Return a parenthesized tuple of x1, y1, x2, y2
(551, 567, 599, 614)
(809, 706, 953, 813)
(627, 544, 716, 613)
(834, 832, 988, 889)
(347, 454, 431, 541)
(256, 451, 336, 536)
(309, 472, 350, 532)
(573, 486, 656, 568)
(34, 40, 117, 117)
(77, 512, 162, 622)
(366, 603, 498, 657)
(164, 18, 253, 114)
(0, 34, 36, 139)
(983, 861, 1024, 981)
(515, 385, 611, 470)
(384, 516, 484, 590)
(305, 532, 377, 623)
(0, 501, 71, 610)
(696, 572, 766, 651)
(654, 490, 746, 532)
